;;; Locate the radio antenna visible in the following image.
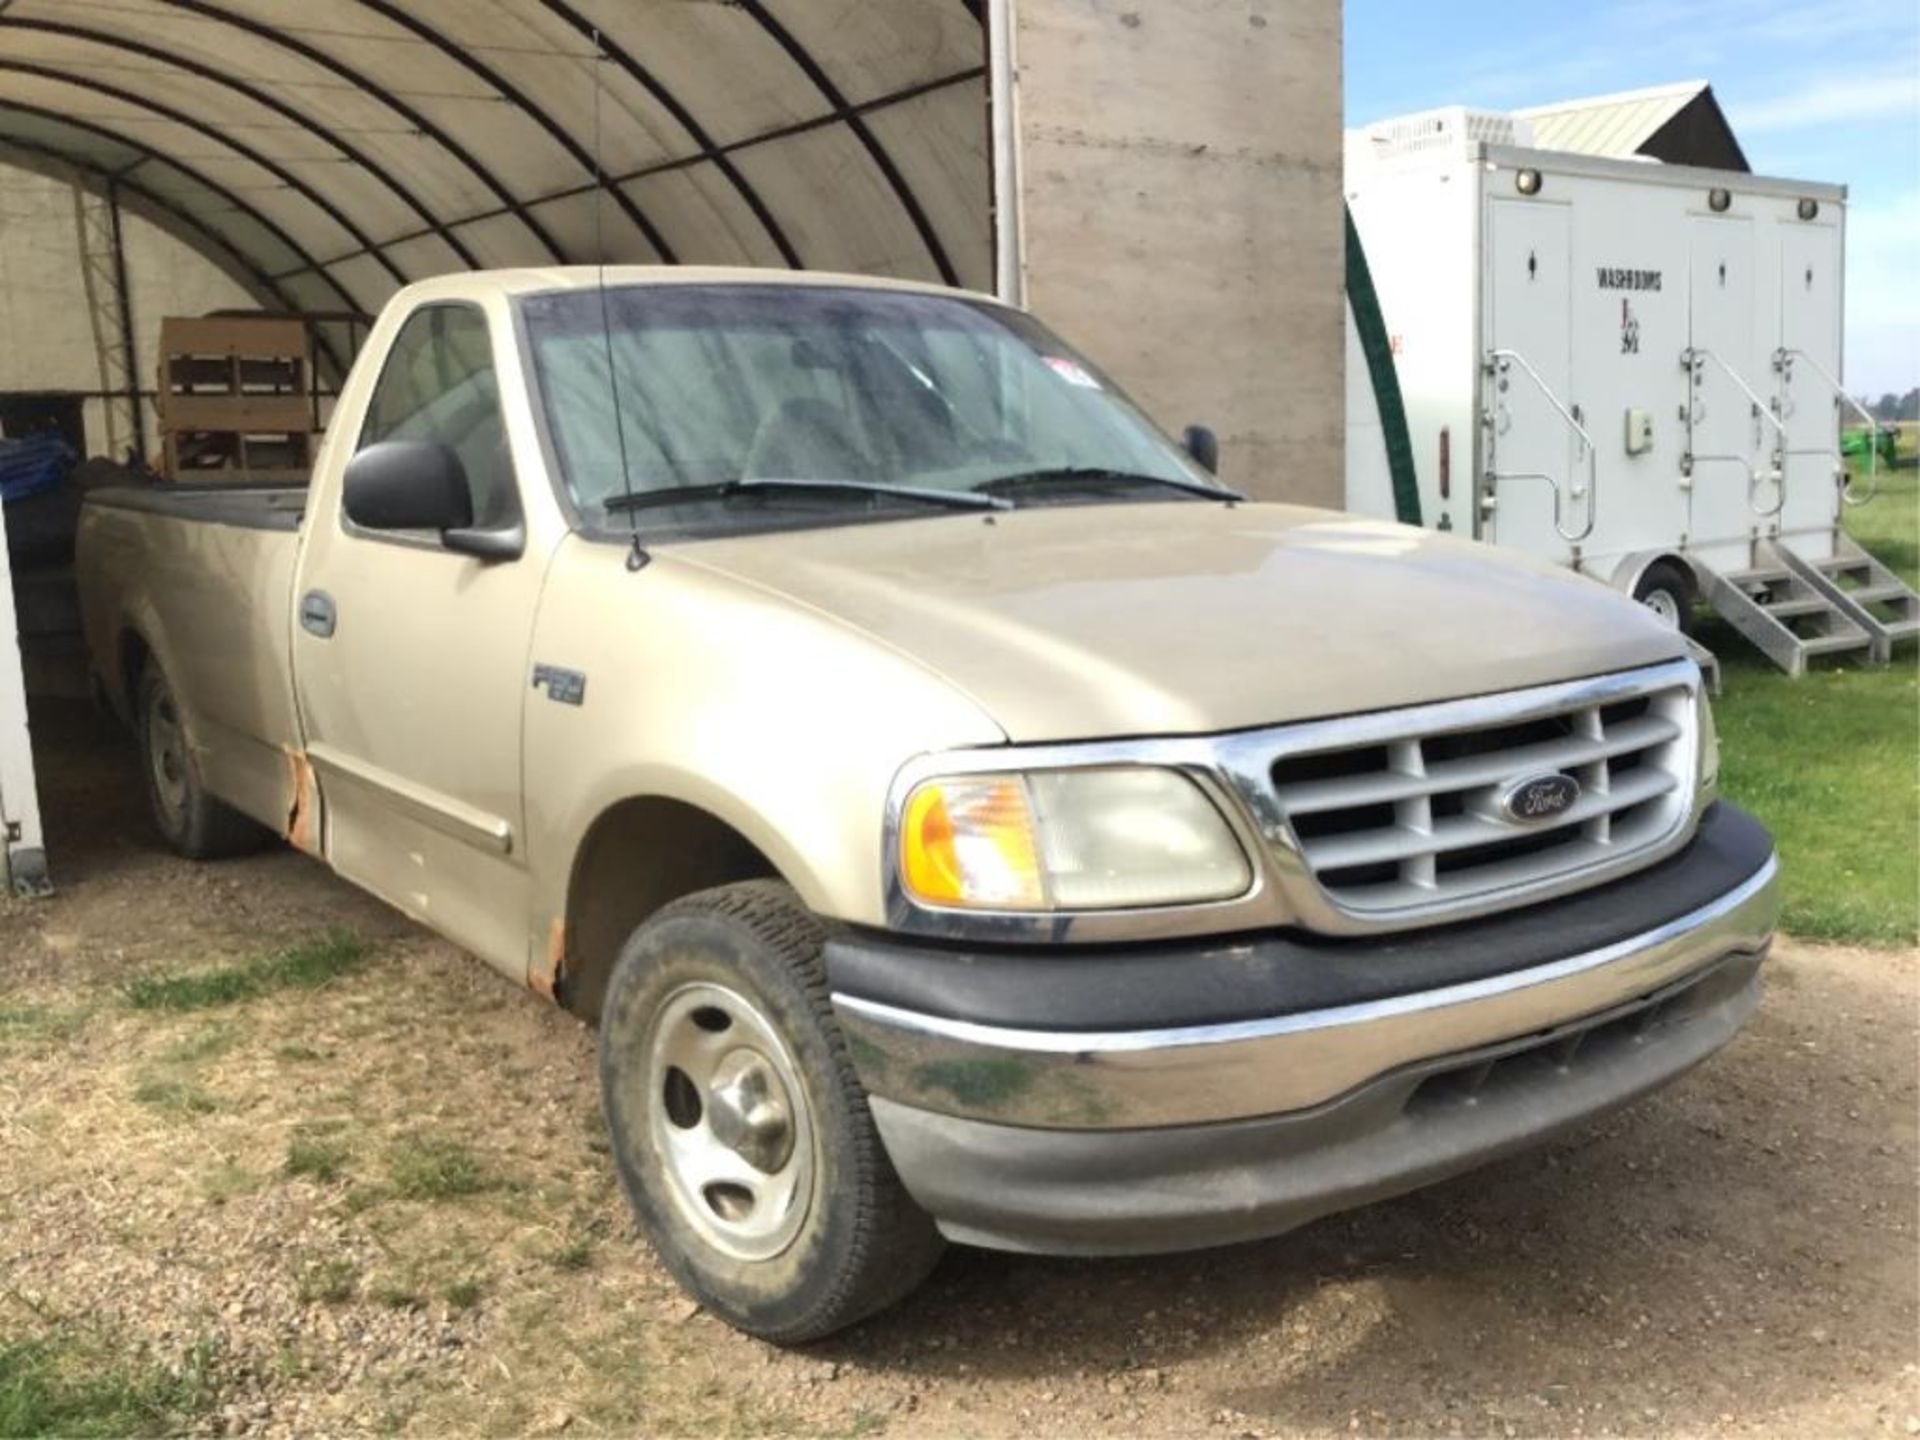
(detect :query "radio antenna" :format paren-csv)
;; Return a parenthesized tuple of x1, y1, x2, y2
(590, 26, 646, 571)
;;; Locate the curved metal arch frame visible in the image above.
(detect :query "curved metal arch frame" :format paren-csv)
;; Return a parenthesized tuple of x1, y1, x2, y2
(0, 99, 357, 375)
(348, 0, 677, 264)
(164, 0, 567, 263)
(0, 2, 982, 289)
(0, 15, 479, 270)
(734, 0, 960, 285)
(0, 128, 352, 383)
(532, 0, 802, 269)
(0, 58, 407, 288)
(261, 66, 986, 287)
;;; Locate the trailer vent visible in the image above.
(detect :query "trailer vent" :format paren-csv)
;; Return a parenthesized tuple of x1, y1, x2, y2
(1354, 106, 1532, 163)
(1263, 666, 1696, 924)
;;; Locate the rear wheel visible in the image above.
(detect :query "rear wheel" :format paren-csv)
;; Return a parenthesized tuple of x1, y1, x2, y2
(598, 880, 943, 1343)
(1633, 559, 1698, 635)
(136, 665, 268, 859)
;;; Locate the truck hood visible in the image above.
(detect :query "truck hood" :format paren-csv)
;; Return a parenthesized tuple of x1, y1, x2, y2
(668, 502, 1688, 743)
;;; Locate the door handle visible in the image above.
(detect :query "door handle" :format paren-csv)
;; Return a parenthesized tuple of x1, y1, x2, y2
(300, 590, 337, 639)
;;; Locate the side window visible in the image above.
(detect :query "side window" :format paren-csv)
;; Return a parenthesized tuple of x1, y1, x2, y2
(356, 305, 517, 530)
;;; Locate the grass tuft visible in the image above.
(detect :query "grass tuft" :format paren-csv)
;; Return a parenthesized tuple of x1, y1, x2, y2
(387, 1135, 490, 1200)
(442, 1278, 484, 1311)
(0, 1330, 221, 1438)
(285, 1132, 351, 1184)
(294, 1258, 358, 1306)
(123, 930, 370, 1013)
(131, 1077, 218, 1117)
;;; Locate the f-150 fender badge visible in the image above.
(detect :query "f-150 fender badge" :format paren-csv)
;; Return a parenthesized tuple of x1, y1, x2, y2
(532, 665, 587, 707)
(1499, 772, 1581, 823)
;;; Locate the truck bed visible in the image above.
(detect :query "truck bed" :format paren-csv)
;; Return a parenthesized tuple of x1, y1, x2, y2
(76, 483, 308, 842)
(85, 484, 308, 533)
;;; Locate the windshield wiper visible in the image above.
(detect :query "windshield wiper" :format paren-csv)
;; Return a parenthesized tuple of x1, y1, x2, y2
(604, 476, 1009, 515)
(973, 467, 1241, 503)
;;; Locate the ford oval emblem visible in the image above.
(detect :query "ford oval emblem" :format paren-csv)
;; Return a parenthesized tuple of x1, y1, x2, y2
(1499, 772, 1582, 823)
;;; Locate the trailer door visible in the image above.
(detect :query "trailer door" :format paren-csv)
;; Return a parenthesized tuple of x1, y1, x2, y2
(1777, 220, 1844, 547)
(1685, 215, 1761, 558)
(1484, 200, 1574, 559)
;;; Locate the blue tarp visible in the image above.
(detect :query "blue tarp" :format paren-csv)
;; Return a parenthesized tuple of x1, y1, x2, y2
(0, 433, 76, 504)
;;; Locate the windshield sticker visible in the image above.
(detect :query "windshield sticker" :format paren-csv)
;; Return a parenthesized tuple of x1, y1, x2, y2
(1044, 356, 1102, 390)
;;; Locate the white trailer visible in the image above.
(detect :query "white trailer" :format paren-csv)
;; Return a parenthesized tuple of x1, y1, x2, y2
(0, 499, 49, 895)
(1344, 107, 1916, 676)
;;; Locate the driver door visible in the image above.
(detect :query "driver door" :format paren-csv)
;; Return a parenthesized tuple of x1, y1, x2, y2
(293, 301, 552, 979)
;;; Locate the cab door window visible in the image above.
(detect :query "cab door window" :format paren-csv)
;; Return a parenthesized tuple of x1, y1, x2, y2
(356, 304, 518, 530)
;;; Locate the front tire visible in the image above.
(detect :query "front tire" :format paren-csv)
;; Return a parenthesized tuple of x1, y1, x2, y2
(598, 881, 943, 1343)
(136, 665, 268, 859)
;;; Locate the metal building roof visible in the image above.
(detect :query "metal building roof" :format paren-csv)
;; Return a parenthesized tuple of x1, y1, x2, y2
(1516, 81, 1749, 172)
(0, 0, 991, 363)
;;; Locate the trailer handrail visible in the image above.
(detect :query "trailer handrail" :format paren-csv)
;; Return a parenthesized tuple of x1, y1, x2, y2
(1773, 346, 1883, 507)
(1682, 453, 1783, 522)
(1482, 348, 1597, 542)
(1681, 347, 1787, 518)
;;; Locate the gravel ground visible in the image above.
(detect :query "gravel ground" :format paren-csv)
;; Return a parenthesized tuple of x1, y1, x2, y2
(1, 700, 1915, 1437)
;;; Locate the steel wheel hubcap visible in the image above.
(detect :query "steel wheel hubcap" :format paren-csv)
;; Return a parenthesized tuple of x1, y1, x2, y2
(644, 981, 814, 1260)
(148, 691, 189, 823)
(1642, 587, 1682, 628)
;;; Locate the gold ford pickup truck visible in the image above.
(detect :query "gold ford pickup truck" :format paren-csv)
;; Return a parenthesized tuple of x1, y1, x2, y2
(78, 269, 1779, 1342)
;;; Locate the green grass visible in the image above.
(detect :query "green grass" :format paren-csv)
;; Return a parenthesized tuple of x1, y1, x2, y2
(1844, 458, 1919, 588)
(387, 1135, 491, 1200)
(0, 1006, 91, 1047)
(0, 1330, 220, 1438)
(122, 930, 369, 1013)
(294, 1258, 358, 1306)
(130, 1076, 219, 1117)
(442, 1278, 484, 1311)
(1704, 460, 1919, 946)
(285, 1130, 351, 1183)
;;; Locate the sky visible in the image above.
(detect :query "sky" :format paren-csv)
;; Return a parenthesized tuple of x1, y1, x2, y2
(1346, 0, 1920, 397)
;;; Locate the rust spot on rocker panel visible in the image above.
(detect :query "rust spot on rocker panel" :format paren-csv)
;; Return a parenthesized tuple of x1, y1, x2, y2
(532, 918, 566, 1002)
(284, 747, 321, 856)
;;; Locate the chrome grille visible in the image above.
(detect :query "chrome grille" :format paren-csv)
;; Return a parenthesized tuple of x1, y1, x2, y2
(1262, 667, 1698, 922)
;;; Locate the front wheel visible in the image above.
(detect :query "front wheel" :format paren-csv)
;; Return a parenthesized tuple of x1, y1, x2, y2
(598, 881, 944, 1343)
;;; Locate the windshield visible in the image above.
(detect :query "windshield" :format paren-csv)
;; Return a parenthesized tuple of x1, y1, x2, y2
(518, 283, 1219, 533)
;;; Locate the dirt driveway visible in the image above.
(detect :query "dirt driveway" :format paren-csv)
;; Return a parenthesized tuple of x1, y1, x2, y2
(3, 701, 1916, 1437)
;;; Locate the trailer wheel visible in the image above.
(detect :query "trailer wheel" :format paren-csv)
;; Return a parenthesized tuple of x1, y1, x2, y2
(1632, 560, 1697, 635)
(598, 880, 943, 1343)
(136, 666, 268, 860)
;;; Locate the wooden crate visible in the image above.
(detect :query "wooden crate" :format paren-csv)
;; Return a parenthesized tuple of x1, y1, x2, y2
(156, 316, 316, 486)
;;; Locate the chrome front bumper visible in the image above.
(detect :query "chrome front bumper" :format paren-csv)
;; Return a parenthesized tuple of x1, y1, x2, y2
(834, 854, 1778, 1132)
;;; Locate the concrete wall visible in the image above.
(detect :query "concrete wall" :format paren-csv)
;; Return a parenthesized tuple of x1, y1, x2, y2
(0, 164, 257, 461)
(1005, 0, 1344, 505)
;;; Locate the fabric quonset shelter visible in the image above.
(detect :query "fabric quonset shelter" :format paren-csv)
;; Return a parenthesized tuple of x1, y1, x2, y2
(0, 0, 993, 381)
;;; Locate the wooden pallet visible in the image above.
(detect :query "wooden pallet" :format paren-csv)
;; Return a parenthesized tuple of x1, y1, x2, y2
(156, 316, 316, 486)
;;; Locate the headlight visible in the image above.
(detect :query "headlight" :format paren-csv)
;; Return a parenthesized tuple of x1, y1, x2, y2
(1696, 686, 1720, 798)
(898, 767, 1253, 911)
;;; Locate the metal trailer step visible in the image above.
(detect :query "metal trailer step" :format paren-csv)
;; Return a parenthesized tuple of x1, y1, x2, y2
(1683, 634, 1721, 696)
(1772, 536, 1920, 666)
(1701, 549, 1876, 678)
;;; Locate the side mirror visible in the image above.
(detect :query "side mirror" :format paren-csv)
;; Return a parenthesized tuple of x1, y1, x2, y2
(1183, 424, 1220, 475)
(342, 440, 523, 560)
(344, 440, 473, 532)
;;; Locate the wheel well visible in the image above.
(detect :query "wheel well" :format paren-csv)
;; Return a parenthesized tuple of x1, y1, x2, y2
(557, 798, 781, 1023)
(117, 630, 153, 721)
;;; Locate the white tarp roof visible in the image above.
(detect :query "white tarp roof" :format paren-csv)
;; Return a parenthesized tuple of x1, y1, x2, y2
(0, 0, 992, 344)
